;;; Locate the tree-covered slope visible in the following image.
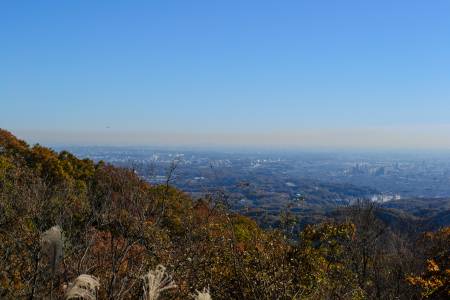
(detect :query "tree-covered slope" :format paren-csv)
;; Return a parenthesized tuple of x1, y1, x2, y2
(0, 129, 448, 299)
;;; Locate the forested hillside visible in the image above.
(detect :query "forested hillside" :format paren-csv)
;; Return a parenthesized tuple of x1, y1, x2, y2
(0, 129, 449, 299)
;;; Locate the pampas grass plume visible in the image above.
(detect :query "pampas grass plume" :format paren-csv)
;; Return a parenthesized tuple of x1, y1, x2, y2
(40, 225, 63, 274)
(193, 287, 212, 300)
(65, 274, 100, 300)
(142, 264, 177, 300)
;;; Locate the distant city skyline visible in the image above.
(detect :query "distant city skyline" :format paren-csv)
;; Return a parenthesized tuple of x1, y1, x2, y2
(1, 1, 450, 149)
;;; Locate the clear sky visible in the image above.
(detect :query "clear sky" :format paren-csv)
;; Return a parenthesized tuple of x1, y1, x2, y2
(1, 1, 450, 149)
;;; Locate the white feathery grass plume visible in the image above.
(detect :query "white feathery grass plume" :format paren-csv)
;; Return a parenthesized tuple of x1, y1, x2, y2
(40, 225, 63, 274)
(142, 264, 177, 300)
(193, 287, 212, 300)
(65, 274, 100, 300)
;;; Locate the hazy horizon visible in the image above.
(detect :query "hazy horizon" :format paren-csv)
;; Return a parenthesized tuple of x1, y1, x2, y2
(9, 125, 450, 152)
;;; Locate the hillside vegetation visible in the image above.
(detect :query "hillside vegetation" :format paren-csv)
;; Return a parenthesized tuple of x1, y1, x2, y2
(0, 129, 449, 299)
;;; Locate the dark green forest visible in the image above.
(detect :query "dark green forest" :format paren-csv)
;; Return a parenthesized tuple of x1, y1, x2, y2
(0, 129, 448, 299)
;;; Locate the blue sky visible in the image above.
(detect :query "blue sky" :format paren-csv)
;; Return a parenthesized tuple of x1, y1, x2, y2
(1, 1, 450, 148)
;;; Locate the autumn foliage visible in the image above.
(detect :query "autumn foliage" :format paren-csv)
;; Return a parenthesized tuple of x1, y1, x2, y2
(0, 129, 449, 299)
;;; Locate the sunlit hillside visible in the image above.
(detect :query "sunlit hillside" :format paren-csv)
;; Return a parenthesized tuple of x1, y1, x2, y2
(1, 129, 449, 299)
